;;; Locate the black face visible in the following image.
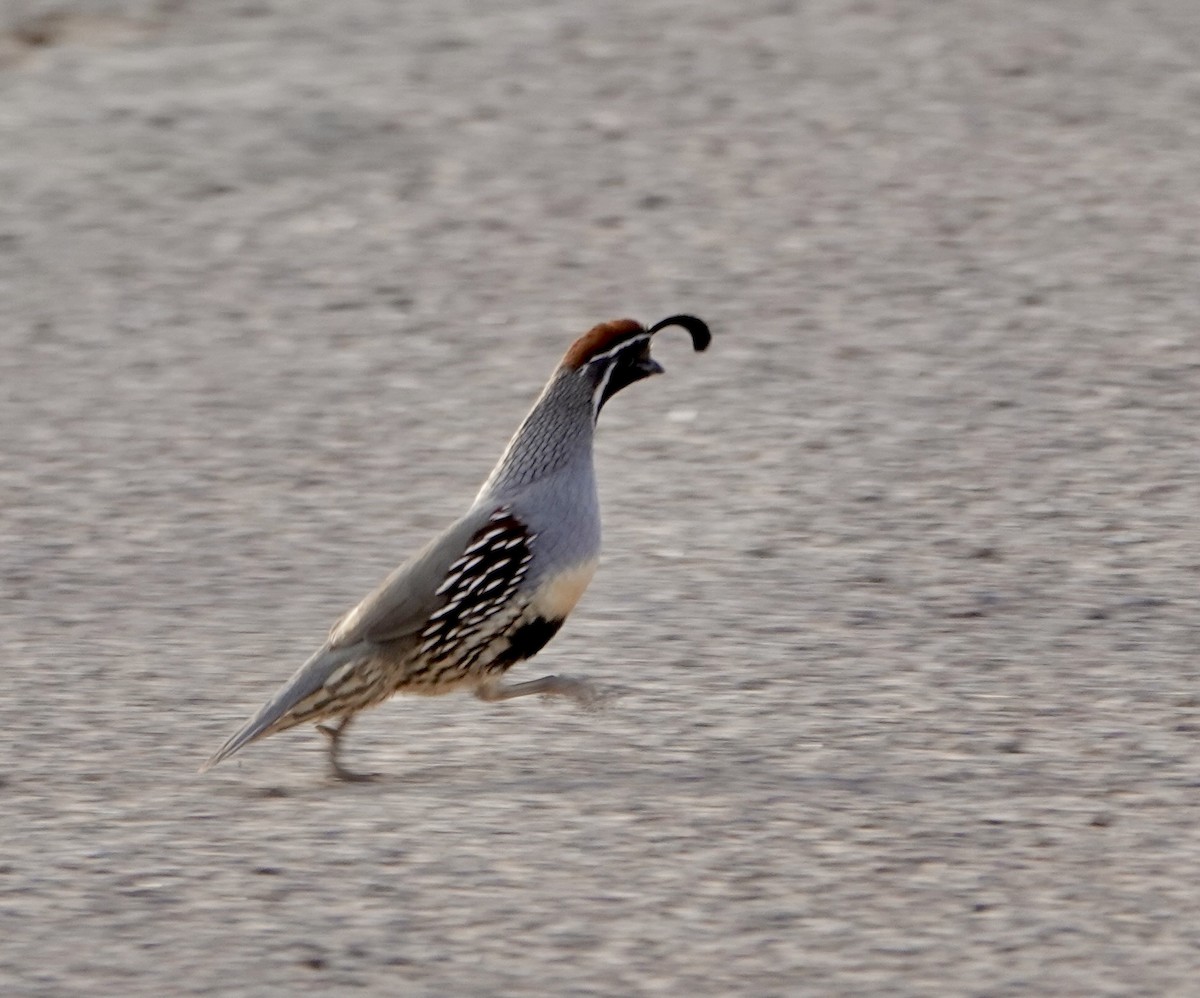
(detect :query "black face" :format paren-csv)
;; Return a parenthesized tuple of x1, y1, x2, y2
(594, 340, 663, 412)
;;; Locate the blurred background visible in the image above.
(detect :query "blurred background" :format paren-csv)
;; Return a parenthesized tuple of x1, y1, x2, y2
(2, 0, 1198, 994)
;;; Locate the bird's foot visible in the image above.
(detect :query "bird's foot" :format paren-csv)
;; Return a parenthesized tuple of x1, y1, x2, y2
(545, 675, 625, 711)
(317, 719, 379, 783)
(475, 673, 623, 712)
(541, 674, 600, 708)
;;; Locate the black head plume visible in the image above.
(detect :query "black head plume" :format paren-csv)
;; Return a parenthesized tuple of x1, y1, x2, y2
(647, 314, 712, 353)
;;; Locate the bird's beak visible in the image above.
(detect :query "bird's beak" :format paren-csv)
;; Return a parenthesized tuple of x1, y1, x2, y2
(638, 357, 665, 378)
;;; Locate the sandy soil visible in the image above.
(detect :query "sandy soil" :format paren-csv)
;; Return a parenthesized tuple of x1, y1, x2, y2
(2, 1, 1199, 994)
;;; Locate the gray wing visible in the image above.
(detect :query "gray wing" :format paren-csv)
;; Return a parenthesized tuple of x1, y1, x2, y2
(327, 508, 492, 647)
(200, 507, 497, 772)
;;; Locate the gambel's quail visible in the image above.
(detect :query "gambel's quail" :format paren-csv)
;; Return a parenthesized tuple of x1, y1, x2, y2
(202, 314, 711, 780)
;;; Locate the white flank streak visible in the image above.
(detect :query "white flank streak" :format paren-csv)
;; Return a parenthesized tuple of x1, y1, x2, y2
(326, 662, 356, 688)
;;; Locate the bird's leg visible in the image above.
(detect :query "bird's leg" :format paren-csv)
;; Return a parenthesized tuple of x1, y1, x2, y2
(475, 674, 603, 709)
(316, 713, 377, 782)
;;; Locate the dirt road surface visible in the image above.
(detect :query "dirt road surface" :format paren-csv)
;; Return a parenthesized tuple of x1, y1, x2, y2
(2, 1, 1199, 994)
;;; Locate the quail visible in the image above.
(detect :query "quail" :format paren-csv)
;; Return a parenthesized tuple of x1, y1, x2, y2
(202, 314, 711, 780)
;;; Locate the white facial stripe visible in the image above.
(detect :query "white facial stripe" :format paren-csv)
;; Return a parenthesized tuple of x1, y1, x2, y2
(582, 333, 651, 368)
(584, 333, 652, 418)
(591, 363, 616, 418)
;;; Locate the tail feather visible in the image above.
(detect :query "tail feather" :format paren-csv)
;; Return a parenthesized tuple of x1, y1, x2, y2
(200, 644, 361, 772)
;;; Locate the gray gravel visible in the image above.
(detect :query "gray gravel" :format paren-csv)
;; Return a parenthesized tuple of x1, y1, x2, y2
(3, 1, 1200, 995)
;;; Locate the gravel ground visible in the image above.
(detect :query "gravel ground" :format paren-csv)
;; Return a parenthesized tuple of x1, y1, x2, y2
(2, 1, 1199, 995)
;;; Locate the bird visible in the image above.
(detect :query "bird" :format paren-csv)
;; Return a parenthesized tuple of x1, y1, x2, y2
(201, 314, 711, 780)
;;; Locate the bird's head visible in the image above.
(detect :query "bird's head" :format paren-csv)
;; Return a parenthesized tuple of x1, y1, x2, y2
(563, 314, 711, 416)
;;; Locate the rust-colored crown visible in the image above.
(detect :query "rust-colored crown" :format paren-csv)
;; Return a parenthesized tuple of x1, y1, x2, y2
(562, 319, 647, 370)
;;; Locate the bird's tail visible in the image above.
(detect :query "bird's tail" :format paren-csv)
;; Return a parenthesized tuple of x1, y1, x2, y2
(199, 644, 361, 772)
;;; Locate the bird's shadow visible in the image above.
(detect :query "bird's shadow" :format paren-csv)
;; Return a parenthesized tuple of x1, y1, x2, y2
(225, 760, 479, 802)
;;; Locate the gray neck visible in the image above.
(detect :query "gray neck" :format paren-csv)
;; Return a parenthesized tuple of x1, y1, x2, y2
(475, 367, 596, 502)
